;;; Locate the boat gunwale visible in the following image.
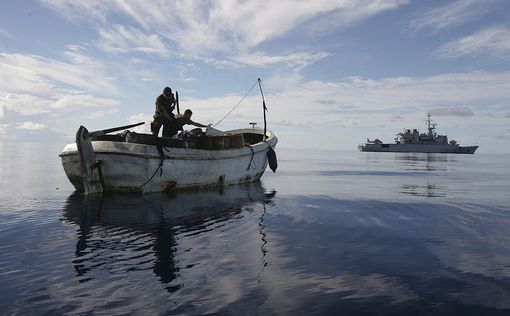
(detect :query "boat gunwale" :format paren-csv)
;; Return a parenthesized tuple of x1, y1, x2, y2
(60, 128, 277, 159)
(59, 142, 273, 160)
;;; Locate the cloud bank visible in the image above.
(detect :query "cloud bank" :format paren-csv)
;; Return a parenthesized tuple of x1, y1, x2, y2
(410, 0, 500, 31)
(435, 27, 510, 59)
(39, 0, 408, 67)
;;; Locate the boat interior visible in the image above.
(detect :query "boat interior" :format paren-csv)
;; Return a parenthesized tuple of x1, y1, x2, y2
(90, 130, 265, 150)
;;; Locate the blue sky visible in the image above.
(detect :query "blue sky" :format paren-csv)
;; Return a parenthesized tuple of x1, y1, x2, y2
(1, 0, 509, 152)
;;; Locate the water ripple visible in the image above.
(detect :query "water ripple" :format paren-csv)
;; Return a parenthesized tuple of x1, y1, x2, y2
(2, 147, 510, 315)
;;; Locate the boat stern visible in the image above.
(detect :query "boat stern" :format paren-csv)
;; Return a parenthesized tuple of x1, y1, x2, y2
(59, 143, 84, 191)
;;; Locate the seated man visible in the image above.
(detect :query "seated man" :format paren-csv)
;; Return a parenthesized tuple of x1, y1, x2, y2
(165, 109, 208, 138)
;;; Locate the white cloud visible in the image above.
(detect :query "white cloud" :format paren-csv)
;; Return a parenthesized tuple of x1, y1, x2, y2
(0, 52, 118, 95)
(39, 0, 407, 59)
(227, 51, 329, 69)
(185, 70, 510, 130)
(265, 72, 304, 90)
(128, 113, 152, 133)
(410, 0, 500, 31)
(50, 94, 119, 116)
(97, 25, 168, 55)
(139, 69, 158, 81)
(0, 123, 7, 134)
(307, 0, 408, 35)
(273, 120, 311, 129)
(0, 50, 120, 124)
(497, 129, 510, 139)
(38, 0, 110, 24)
(288, 71, 509, 113)
(16, 121, 47, 130)
(435, 26, 510, 59)
(1, 93, 52, 116)
(0, 92, 119, 119)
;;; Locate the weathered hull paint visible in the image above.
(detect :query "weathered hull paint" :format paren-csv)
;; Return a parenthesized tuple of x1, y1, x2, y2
(60, 128, 277, 193)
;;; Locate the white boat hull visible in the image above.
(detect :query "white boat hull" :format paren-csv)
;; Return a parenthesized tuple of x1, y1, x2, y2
(60, 128, 277, 193)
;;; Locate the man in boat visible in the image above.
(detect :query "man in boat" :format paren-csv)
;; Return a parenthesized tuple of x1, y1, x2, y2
(166, 109, 208, 137)
(151, 86, 176, 137)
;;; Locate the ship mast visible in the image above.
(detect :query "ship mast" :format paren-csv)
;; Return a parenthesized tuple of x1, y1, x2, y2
(426, 112, 437, 138)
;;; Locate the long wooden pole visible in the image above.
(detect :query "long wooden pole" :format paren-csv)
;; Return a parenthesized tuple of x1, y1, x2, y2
(89, 122, 145, 137)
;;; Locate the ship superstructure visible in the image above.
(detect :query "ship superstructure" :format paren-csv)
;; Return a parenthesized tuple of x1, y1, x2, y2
(358, 113, 478, 154)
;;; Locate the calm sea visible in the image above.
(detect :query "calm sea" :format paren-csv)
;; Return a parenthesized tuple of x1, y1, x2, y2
(1, 142, 509, 315)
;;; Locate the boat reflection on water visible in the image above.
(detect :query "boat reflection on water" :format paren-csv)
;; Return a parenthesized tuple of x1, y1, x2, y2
(61, 183, 276, 291)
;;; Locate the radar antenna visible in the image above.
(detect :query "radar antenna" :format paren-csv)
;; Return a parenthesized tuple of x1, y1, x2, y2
(426, 112, 437, 137)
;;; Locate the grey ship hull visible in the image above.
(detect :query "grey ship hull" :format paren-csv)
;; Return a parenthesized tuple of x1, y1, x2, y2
(358, 143, 478, 154)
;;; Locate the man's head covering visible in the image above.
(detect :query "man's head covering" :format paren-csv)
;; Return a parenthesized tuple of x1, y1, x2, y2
(163, 87, 172, 98)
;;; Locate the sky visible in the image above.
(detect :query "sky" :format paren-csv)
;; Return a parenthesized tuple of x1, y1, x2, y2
(1, 0, 509, 152)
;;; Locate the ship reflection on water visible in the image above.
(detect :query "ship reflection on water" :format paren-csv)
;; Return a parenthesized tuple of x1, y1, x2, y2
(352, 152, 458, 199)
(396, 153, 450, 197)
(394, 152, 453, 171)
(400, 183, 446, 198)
(61, 183, 275, 292)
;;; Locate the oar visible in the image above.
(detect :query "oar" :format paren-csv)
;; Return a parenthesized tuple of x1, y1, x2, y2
(89, 122, 145, 137)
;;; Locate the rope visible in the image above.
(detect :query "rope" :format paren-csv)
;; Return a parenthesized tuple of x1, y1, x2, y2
(138, 162, 163, 189)
(246, 145, 256, 170)
(213, 80, 258, 128)
(138, 143, 166, 189)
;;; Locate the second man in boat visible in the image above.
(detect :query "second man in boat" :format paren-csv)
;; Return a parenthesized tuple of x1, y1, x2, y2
(166, 109, 209, 137)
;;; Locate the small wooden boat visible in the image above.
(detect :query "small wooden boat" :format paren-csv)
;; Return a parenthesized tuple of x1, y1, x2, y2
(60, 125, 277, 194)
(60, 79, 277, 194)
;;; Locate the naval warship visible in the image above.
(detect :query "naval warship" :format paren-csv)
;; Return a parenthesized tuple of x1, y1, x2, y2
(358, 113, 478, 154)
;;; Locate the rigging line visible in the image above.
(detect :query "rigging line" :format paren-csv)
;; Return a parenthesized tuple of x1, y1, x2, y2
(258, 78, 268, 141)
(213, 79, 258, 128)
(246, 145, 256, 171)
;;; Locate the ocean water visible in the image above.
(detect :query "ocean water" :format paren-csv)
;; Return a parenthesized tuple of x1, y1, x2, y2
(1, 142, 509, 315)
